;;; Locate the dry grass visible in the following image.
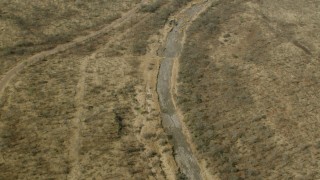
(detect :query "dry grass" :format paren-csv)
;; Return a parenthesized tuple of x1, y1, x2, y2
(4, 0, 318, 179)
(130, 0, 193, 56)
(0, 36, 165, 179)
(178, 0, 320, 179)
(0, 1, 179, 178)
(0, 0, 139, 77)
(0, 50, 80, 179)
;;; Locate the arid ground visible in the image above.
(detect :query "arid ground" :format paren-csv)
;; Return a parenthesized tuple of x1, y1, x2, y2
(0, 0, 319, 179)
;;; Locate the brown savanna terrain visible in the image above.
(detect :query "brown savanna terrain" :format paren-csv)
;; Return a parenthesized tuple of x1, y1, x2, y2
(0, 0, 142, 77)
(1, 0, 319, 180)
(177, 0, 320, 179)
(0, 0, 180, 179)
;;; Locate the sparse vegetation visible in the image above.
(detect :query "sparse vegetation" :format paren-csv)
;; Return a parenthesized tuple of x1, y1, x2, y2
(0, 1, 176, 178)
(131, 0, 192, 55)
(140, 0, 164, 13)
(0, 51, 80, 179)
(2, 0, 318, 179)
(0, 37, 161, 179)
(177, 0, 320, 179)
(0, 0, 138, 77)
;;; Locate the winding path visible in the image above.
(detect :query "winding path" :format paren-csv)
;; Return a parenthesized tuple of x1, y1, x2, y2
(0, 5, 140, 99)
(157, 1, 211, 179)
(0, 1, 212, 179)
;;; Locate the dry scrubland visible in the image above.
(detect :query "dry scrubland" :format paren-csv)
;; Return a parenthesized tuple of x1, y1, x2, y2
(0, 0, 139, 77)
(178, 0, 320, 179)
(0, 0, 194, 179)
(1, 0, 319, 179)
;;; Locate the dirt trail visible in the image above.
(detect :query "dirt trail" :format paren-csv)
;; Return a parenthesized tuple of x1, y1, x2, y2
(67, 53, 91, 180)
(65, 11, 154, 179)
(0, 5, 140, 99)
(157, 1, 211, 179)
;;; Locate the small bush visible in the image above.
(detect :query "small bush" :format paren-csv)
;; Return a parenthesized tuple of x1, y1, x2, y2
(132, 39, 148, 55)
(143, 132, 157, 140)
